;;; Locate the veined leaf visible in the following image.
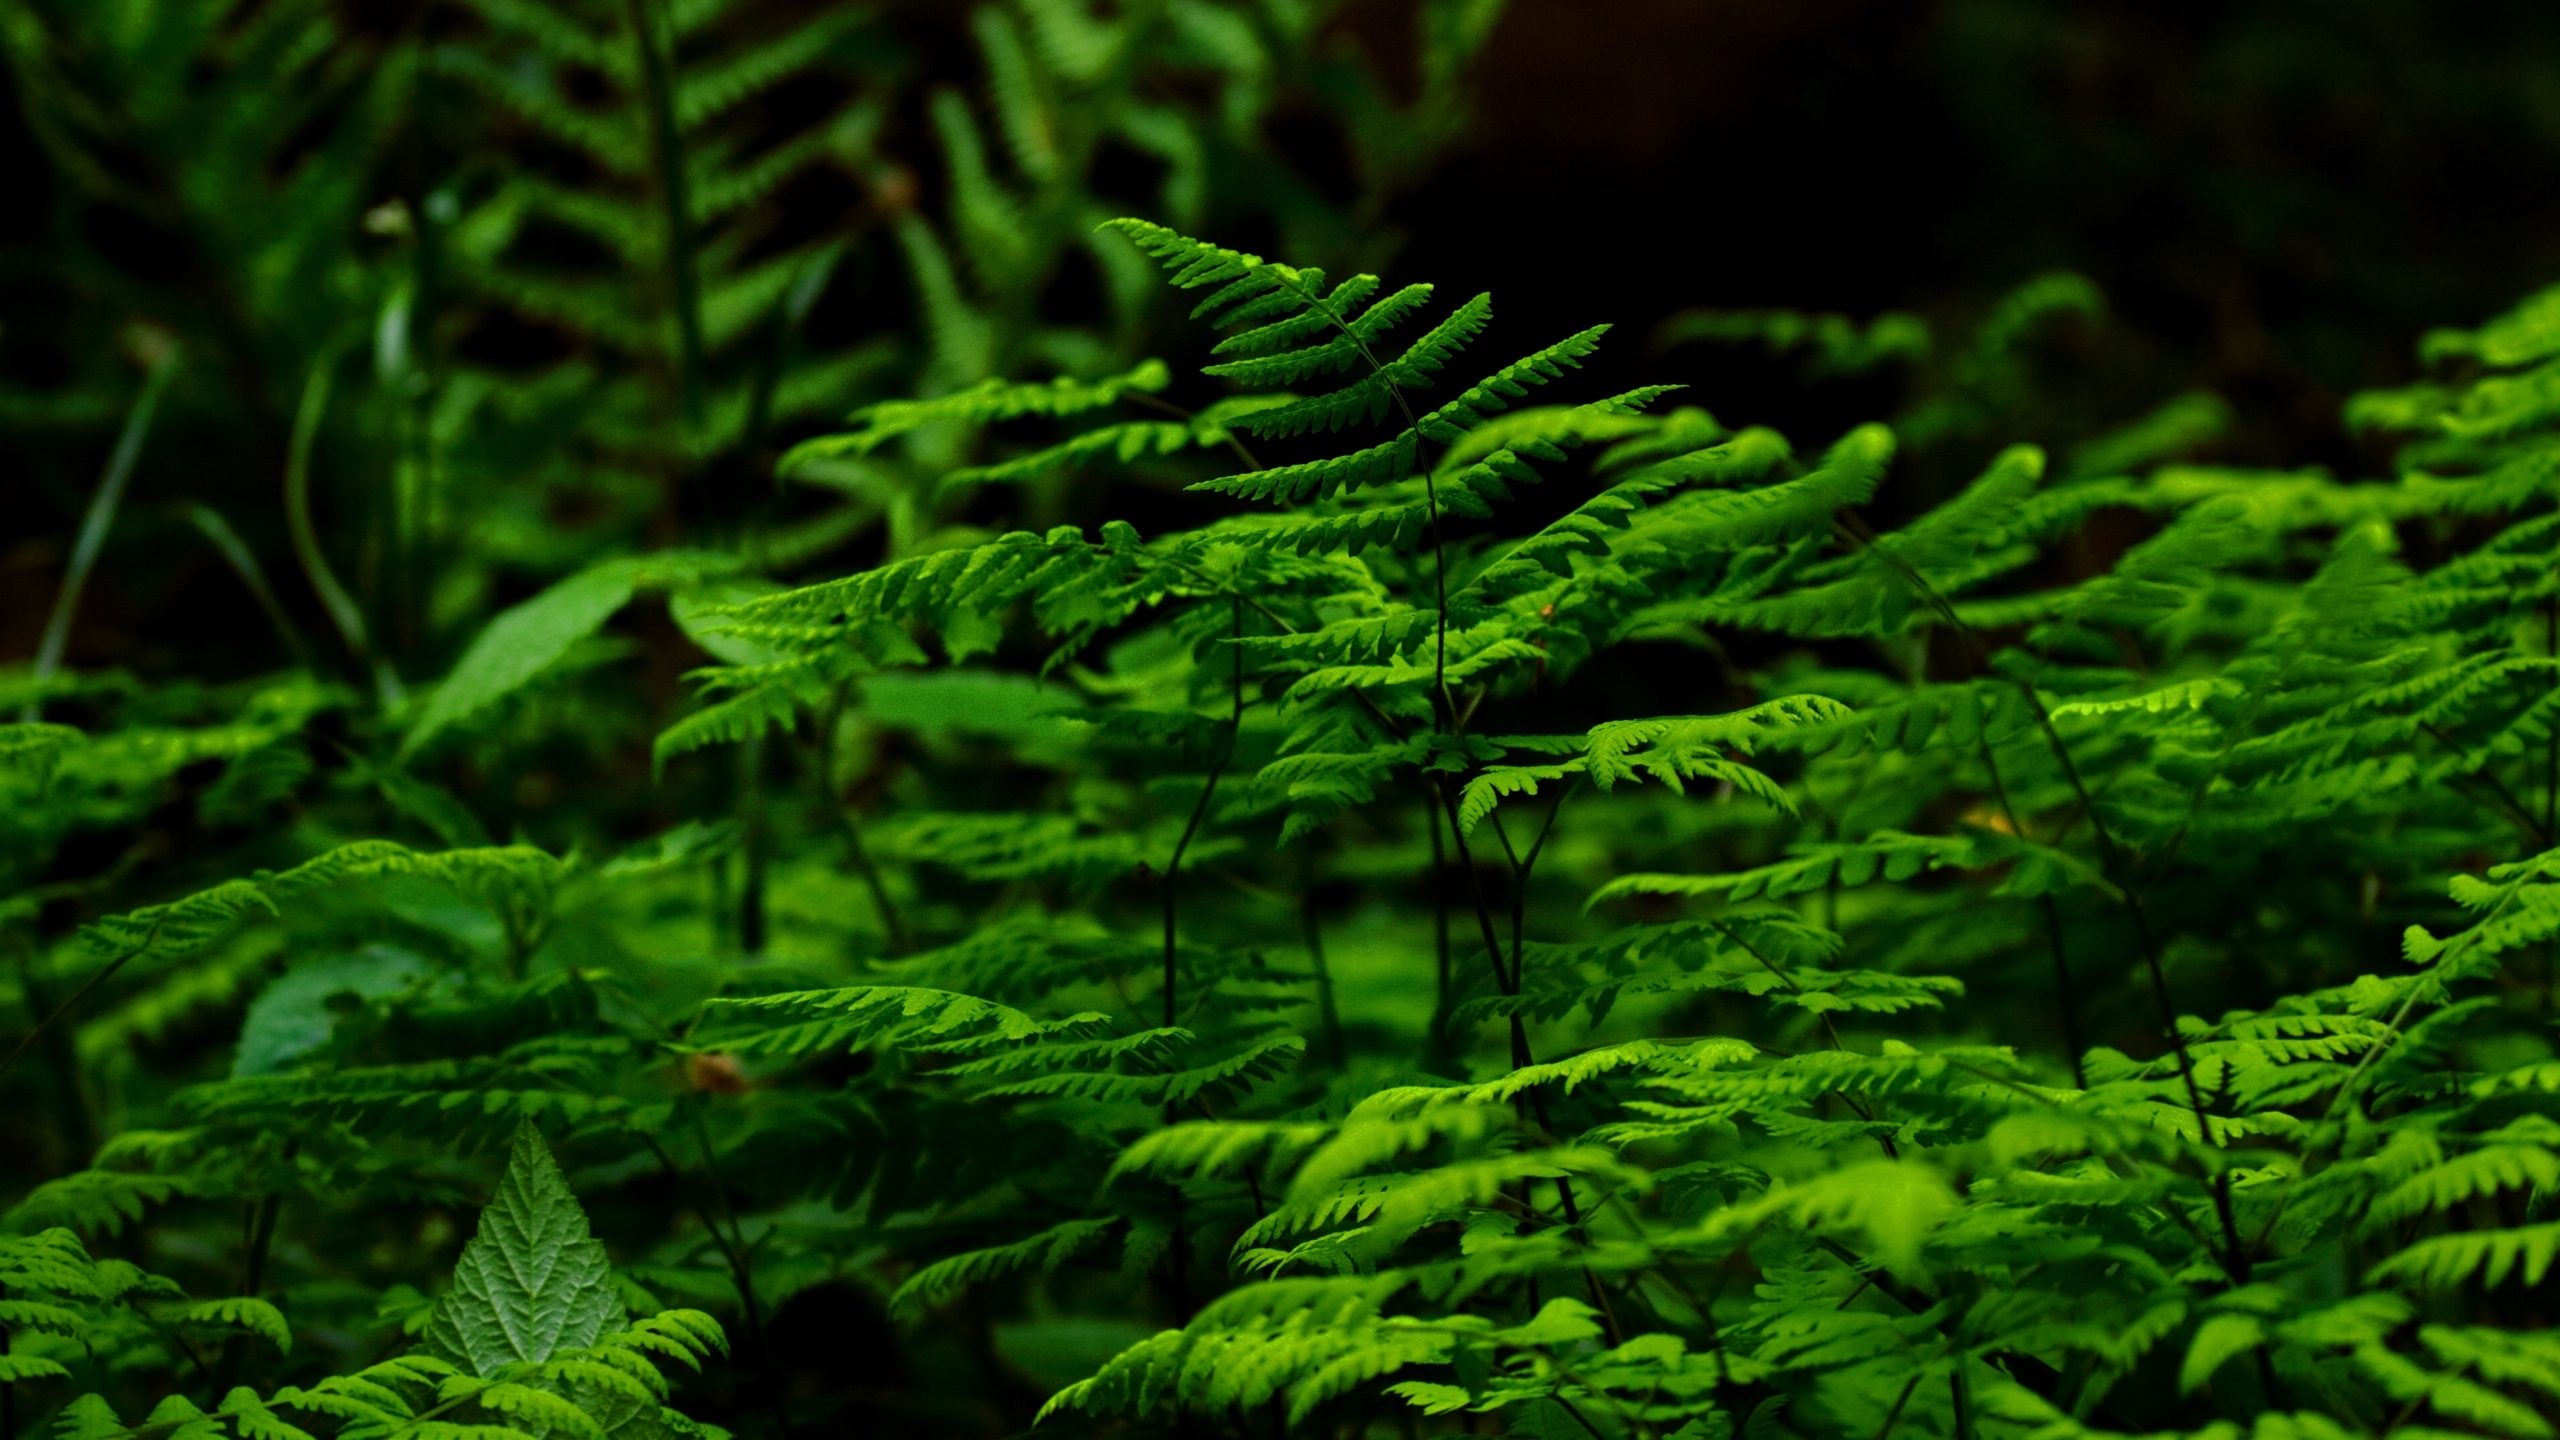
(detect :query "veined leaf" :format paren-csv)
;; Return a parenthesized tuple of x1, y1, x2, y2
(422, 1121, 626, 1375)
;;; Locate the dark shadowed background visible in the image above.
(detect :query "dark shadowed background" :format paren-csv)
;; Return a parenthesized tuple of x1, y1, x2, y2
(12, 1, 2560, 681)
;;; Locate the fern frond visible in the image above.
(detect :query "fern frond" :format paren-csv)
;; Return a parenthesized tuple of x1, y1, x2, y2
(1192, 433, 1417, 505)
(170, 1298, 292, 1352)
(980, 1034, 1306, 1105)
(941, 420, 1199, 493)
(1234, 293, 1493, 441)
(780, 361, 1172, 469)
(703, 986, 1094, 1058)
(651, 681, 804, 775)
(886, 1217, 1117, 1319)
(1591, 832, 1981, 907)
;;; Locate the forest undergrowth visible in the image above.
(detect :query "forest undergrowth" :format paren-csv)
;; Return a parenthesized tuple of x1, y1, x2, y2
(6, 5, 2560, 1440)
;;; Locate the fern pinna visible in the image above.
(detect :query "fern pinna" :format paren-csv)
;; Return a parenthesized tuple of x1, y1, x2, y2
(12, 225, 2560, 1440)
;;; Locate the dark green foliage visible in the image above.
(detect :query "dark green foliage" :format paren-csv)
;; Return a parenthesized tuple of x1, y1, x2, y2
(10, 9, 2560, 1440)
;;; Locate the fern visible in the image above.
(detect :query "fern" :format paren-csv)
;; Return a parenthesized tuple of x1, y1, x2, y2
(32, 118, 2560, 1440)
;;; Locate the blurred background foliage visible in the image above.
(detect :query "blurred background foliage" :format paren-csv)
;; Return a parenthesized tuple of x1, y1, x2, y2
(15, 0, 2560, 708)
(9, 0, 2560, 1433)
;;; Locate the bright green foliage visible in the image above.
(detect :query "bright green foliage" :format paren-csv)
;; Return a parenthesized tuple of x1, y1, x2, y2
(473, 228, 2560, 1439)
(12, 45, 2560, 1436)
(35, 1127, 726, 1440)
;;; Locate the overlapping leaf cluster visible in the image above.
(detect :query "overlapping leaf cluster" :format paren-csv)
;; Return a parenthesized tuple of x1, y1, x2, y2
(646, 227, 2560, 1438)
(11, 216, 2560, 1440)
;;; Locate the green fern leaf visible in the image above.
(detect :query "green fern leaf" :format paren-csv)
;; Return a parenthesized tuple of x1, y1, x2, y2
(887, 1217, 1117, 1319)
(173, 1297, 293, 1353)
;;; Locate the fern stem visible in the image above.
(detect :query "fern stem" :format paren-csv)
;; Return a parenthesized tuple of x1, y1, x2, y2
(25, 350, 176, 722)
(1871, 1372, 1922, 1440)
(839, 808, 907, 955)
(1431, 778, 1532, 1067)
(816, 684, 910, 954)
(9, 944, 95, 1160)
(1276, 269, 1456, 728)
(183, 504, 311, 666)
(283, 356, 382, 687)
(2414, 722, 2546, 845)
(639, 1124, 795, 1440)
(217, 1163, 290, 1394)
(2545, 597, 2555, 1009)
(738, 731, 767, 955)
(1971, 732, 2087, 1086)
(1126, 389, 1264, 473)
(1162, 598, 1247, 1045)
(1832, 512, 2242, 1271)
(0, 934, 159, 1088)
(2009, 657, 2251, 1274)
(1424, 460, 1454, 728)
(625, 0, 707, 431)
(742, 247, 840, 459)
(1488, 781, 1576, 999)
(1549, 1392, 1613, 1440)
(1299, 849, 1345, 1068)
(1427, 792, 1453, 1050)
(684, 1103, 767, 1334)
(1708, 920, 1900, 1161)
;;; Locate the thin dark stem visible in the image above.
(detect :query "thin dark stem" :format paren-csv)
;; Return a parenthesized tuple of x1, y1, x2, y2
(742, 248, 837, 462)
(1461, 806, 1624, 1368)
(708, 850, 732, 953)
(738, 731, 767, 955)
(281, 357, 375, 677)
(1549, 1393, 1613, 1440)
(2033, 896, 2085, 1088)
(1872, 1373, 1922, 1440)
(11, 946, 94, 1161)
(1710, 919, 1900, 1161)
(1124, 390, 1265, 474)
(1157, 551, 1416, 753)
(684, 1104, 771, 1347)
(1425, 459, 1453, 727)
(0, 942, 150, 1087)
(639, 1123, 794, 1440)
(1166, 1197, 1192, 1323)
(184, 504, 311, 666)
(839, 807, 906, 955)
(1300, 849, 1345, 1068)
(217, 1169, 290, 1392)
(818, 686, 909, 954)
(1949, 1362, 1973, 1440)
(1833, 512, 2244, 1275)
(129, 1302, 216, 1392)
(1972, 732, 2087, 1086)
(1428, 792, 1453, 1049)
(243, 1193, 283, 1297)
(1431, 778, 1532, 1067)
(1162, 599, 1248, 1066)
(2417, 721, 2550, 846)
(2546, 597, 2556, 1009)
(1577, 1256, 1626, 1347)
(625, 0, 706, 429)
(1491, 783, 1576, 999)
(28, 353, 177, 721)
